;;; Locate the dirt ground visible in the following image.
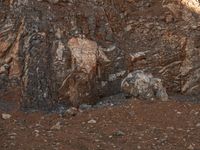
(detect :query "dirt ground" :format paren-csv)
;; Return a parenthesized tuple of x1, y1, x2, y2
(1, 97, 200, 150)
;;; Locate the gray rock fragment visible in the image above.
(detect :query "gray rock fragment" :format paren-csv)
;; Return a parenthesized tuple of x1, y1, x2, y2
(121, 70, 168, 101)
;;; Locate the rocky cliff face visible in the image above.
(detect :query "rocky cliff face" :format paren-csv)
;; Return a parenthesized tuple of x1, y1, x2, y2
(0, 0, 200, 110)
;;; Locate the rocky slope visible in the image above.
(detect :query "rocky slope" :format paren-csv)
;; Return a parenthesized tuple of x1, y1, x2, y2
(0, 0, 200, 110)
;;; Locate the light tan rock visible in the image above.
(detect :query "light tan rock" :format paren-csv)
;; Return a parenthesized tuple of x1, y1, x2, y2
(2, 113, 12, 120)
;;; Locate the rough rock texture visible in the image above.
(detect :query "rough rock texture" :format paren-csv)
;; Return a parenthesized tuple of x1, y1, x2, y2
(0, 0, 200, 110)
(121, 70, 168, 101)
(59, 37, 110, 107)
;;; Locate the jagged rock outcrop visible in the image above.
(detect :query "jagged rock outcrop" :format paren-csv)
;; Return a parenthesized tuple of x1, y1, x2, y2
(0, 0, 200, 110)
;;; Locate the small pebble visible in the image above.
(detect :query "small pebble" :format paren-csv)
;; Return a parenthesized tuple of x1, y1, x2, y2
(88, 119, 97, 124)
(196, 123, 200, 127)
(2, 113, 12, 120)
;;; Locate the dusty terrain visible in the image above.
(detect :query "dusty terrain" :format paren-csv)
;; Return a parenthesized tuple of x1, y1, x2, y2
(1, 97, 200, 150)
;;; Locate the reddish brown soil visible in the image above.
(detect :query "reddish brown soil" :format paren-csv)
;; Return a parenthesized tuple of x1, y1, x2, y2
(1, 99, 200, 150)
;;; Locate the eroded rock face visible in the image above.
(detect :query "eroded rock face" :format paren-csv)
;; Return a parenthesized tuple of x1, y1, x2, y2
(121, 70, 168, 101)
(21, 32, 55, 110)
(0, 0, 200, 110)
(163, 0, 200, 95)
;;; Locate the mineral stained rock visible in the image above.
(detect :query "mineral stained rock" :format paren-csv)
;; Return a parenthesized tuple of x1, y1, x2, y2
(59, 37, 110, 107)
(121, 70, 168, 101)
(0, 0, 200, 110)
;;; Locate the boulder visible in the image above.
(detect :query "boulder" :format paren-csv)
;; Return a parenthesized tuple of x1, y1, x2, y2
(2, 113, 12, 120)
(59, 37, 110, 107)
(121, 70, 168, 101)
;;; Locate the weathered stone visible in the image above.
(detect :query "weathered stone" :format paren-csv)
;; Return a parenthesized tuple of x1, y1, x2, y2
(51, 122, 62, 130)
(2, 113, 12, 120)
(181, 0, 200, 14)
(121, 70, 168, 101)
(67, 37, 109, 74)
(59, 37, 109, 107)
(150, 78, 169, 101)
(21, 32, 55, 110)
(113, 130, 125, 136)
(0, 64, 9, 74)
(66, 107, 78, 116)
(88, 119, 97, 124)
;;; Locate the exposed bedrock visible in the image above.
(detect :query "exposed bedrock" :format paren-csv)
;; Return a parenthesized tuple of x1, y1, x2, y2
(0, 0, 200, 110)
